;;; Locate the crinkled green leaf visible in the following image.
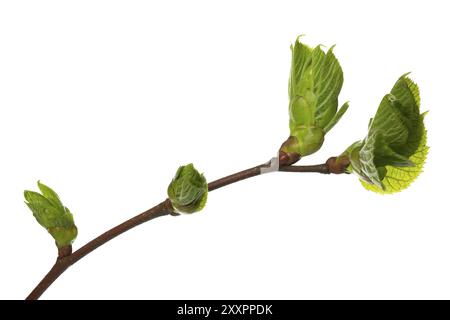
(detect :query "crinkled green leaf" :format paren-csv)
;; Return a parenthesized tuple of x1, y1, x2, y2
(167, 163, 208, 214)
(366, 75, 423, 162)
(344, 75, 428, 193)
(284, 37, 348, 158)
(288, 38, 346, 131)
(361, 127, 428, 194)
(24, 181, 77, 247)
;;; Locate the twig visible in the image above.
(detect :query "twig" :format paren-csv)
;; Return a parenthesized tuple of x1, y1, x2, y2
(26, 159, 342, 300)
(279, 164, 330, 174)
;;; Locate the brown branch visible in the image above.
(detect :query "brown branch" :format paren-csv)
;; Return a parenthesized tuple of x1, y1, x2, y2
(26, 200, 172, 300)
(279, 163, 330, 174)
(26, 159, 342, 300)
(208, 164, 265, 191)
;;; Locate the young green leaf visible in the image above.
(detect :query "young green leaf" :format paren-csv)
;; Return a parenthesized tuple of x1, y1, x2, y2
(324, 101, 349, 133)
(24, 182, 77, 247)
(342, 74, 428, 193)
(167, 163, 208, 214)
(37, 180, 64, 209)
(280, 37, 348, 164)
(360, 126, 428, 193)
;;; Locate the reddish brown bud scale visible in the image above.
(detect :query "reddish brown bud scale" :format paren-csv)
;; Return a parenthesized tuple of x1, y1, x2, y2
(279, 136, 301, 166)
(326, 156, 350, 174)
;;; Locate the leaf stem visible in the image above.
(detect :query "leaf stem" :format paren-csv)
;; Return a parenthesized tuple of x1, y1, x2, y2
(25, 159, 339, 300)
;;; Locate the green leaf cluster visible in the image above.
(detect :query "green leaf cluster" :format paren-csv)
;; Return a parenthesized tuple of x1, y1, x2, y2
(342, 74, 428, 193)
(283, 37, 348, 157)
(167, 164, 208, 214)
(24, 181, 77, 247)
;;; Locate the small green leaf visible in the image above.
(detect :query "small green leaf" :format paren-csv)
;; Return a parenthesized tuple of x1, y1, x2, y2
(343, 75, 428, 193)
(289, 39, 345, 131)
(324, 101, 349, 133)
(167, 164, 208, 214)
(37, 180, 64, 209)
(24, 181, 77, 247)
(283, 37, 348, 159)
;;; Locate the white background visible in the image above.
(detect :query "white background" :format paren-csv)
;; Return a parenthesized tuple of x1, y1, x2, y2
(1, 0, 449, 300)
